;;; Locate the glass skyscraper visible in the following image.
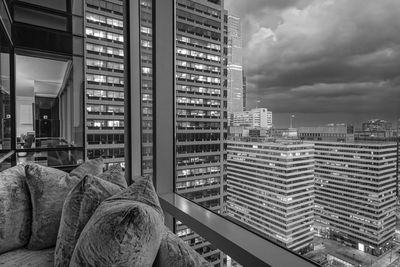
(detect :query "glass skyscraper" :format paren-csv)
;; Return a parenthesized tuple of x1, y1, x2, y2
(227, 14, 243, 123)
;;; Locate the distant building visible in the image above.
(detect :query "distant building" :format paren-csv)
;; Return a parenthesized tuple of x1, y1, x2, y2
(228, 126, 249, 137)
(248, 128, 268, 138)
(232, 108, 273, 129)
(242, 74, 247, 111)
(298, 125, 354, 142)
(227, 139, 315, 253)
(355, 119, 395, 139)
(313, 141, 397, 256)
(227, 15, 243, 123)
(362, 119, 392, 132)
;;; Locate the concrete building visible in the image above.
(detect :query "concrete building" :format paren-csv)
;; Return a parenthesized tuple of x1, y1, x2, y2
(175, 0, 228, 265)
(227, 15, 243, 123)
(84, 0, 125, 168)
(298, 125, 354, 142)
(232, 108, 273, 129)
(227, 139, 315, 253)
(313, 141, 397, 255)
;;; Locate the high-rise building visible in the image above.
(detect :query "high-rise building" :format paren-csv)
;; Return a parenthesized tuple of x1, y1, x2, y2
(84, 0, 125, 169)
(227, 14, 243, 124)
(175, 0, 228, 265)
(313, 141, 397, 255)
(232, 108, 272, 128)
(242, 73, 247, 111)
(227, 138, 315, 253)
(298, 125, 354, 142)
(139, 0, 154, 177)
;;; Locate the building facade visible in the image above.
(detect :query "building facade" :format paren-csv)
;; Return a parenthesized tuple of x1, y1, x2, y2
(227, 139, 315, 253)
(139, 0, 154, 177)
(227, 15, 243, 123)
(298, 125, 354, 142)
(313, 141, 397, 255)
(175, 0, 228, 265)
(232, 108, 272, 129)
(84, 0, 125, 168)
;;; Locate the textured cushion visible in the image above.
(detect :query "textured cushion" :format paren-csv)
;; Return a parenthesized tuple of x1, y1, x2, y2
(98, 164, 127, 189)
(154, 227, 212, 267)
(0, 247, 54, 267)
(0, 164, 31, 254)
(55, 174, 123, 267)
(70, 176, 164, 267)
(25, 163, 80, 250)
(69, 158, 104, 179)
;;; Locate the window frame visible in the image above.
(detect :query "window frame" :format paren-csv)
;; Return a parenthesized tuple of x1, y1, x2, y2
(125, 0, 319, 266)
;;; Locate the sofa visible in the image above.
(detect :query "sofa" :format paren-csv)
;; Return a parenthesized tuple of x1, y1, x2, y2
(0, 158, 211, 267)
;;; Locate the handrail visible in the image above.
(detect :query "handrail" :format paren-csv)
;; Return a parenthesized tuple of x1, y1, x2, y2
(159, 193, 319, 267)
(0, 150, 15, 164)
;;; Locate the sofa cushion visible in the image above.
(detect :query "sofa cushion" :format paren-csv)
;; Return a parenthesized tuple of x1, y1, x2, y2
(70, 177, 164, 267)
(0, 164, 31, 254)
(25, 164, 80, 250)
(55, 174, 123, 267)
(69, 158, 104, 179)
(154, 227, 212, 267)
(98, 164, 127, 189)
(0, 247, 54, 267)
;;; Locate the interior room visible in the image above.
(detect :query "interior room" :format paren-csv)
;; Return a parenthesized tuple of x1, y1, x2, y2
(15, 54, 83, 166)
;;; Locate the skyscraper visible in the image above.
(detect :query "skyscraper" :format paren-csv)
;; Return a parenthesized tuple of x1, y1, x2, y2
(242, 73, 247, 111)
(313, 141, 397, 255)
(175, 0, 228, 265)
(227, 138, 315, 253)
(139, 0, 154, 178)
(227, 14, 243, 124)
(84, 0, 125, 169)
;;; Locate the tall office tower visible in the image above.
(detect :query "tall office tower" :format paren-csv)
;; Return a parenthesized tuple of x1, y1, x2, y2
(242, 73, 247, 111)
(175, 0, 228, 265)
(84, 0, 125, 169)
(313, 141, 397, 256)
(226, 139, 315, 253)
(232, 108, 273, 129)
(227, 15, 243, 124)
(139, 0, 154, 177)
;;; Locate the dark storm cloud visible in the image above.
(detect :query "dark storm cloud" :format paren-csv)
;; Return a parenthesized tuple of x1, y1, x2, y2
(225, 0, 400, 127)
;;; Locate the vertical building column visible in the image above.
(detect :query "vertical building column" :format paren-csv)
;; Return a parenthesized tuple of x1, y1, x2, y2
(126, 0, 142, 182)
(152, 0, 175, 195)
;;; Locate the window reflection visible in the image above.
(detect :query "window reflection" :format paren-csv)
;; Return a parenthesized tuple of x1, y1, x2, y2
(15, 54, 83, 166)
(0, 31, 11, 150)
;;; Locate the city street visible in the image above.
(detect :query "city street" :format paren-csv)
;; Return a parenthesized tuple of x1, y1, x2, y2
(310, 237, 400, 267)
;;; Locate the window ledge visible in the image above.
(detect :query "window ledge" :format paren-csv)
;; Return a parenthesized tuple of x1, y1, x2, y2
(159, 193, 319, 267)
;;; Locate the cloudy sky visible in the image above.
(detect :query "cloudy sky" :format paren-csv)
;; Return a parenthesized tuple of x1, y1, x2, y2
(225, 0, 400, 128)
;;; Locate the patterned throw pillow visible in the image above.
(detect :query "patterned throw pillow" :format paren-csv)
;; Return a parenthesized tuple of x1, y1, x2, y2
(69, 158, 104, 179)
(25, 163, 81, 250)
(98, 164, 127, 189)
(55, 174, 123, 267)
(70, 176, 164, 267)
(153, 227, 212, 267)
(0, 164, 31, 253)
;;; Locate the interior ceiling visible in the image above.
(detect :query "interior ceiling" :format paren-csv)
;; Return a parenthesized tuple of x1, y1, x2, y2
(16, 55, 69, 97)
